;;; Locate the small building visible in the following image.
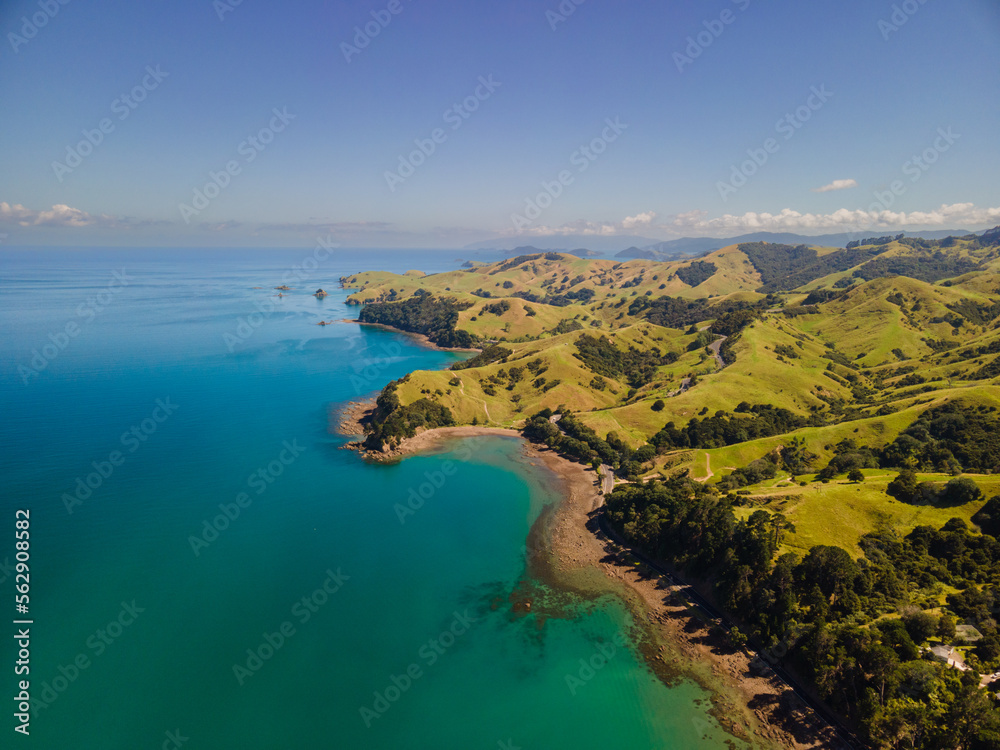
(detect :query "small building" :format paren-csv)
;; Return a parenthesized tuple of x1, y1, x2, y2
(930, 644, 968, 671)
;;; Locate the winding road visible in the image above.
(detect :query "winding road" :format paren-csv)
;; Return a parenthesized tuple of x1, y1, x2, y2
(708, 334, 728, 370)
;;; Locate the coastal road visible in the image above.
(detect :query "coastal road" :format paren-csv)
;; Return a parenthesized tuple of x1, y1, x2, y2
(599, 464, 615, 495)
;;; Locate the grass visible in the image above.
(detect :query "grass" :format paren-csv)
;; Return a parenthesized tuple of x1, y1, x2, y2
(732, 470, 1000, 557)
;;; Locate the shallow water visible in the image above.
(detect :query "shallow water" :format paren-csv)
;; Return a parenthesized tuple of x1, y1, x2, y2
(0, 249, 734, 748)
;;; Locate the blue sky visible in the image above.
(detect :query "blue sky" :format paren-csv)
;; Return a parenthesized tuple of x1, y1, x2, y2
(1, 0, 998, 247)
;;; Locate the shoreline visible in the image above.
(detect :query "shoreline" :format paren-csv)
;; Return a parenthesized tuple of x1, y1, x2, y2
(379, 423, 837, 750)
(339, 319, 481, 353)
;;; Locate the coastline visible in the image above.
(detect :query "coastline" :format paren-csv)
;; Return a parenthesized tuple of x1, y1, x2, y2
(376, 422, 837, 750)
(339, 319, 481, 353)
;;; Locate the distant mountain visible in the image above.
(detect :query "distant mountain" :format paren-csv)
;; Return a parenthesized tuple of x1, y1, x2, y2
(465, 230, 977, 259)
(463, 235, 661, 253)
(618, 229, 975, 261)
(615, 245, 693, 261)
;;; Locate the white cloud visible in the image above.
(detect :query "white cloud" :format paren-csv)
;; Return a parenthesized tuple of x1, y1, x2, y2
(502, 212, 658, 238)
(813, 179, 858, 193)
(0, 201, 104, 227)
(668, 204, 1000, 235)
(622, 211, 656, 228)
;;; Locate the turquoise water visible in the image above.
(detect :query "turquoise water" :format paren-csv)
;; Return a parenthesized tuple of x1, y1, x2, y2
(0, 249, 733, 749)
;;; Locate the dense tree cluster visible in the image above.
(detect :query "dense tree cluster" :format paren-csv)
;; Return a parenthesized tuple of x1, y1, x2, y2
(851, 253, 980, 284)
(511, 287, 595, 306)
(815, 438, 880, 480)
(845, 235, 903, 249)
(480, 300, 511, 316)
(738, 242, 818, 287)
(521, 409, 655, 479)
(573, 334, 677, 388)
(362, 381, 455, 450)
(709, 308, 760, 337)
(627, 294, 762, 329)
(450, 345, 512, 371)
(947, 299, 1000, 327)
(359, 291, 475, 348)
(879, 403, 1000, 473)
(604, 476, 1000, 748)
(675, 260, 717, 287)
(757, 246, 884, 293)
(649, 403, 814, 451)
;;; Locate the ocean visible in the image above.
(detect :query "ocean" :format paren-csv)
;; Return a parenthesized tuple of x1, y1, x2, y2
(0, 248, 734, 749)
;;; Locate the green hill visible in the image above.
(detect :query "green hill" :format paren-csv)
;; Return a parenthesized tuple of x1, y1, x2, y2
(343, 228, 1000, 748)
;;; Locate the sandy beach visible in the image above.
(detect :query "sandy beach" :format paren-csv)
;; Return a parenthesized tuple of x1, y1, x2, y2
(358, 420, 841, 750)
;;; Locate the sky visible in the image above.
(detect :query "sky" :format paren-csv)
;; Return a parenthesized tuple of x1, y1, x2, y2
(1, 0, 999, 248)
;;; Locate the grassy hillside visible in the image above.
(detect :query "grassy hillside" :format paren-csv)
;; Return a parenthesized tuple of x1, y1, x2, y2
(344, 233, 1000, 482)
(345, 230, 1000, 747)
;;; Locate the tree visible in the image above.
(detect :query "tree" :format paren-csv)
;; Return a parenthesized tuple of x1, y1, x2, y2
(770, 512, 795, 547)
(887, 469, 919, 502)
(939, 476, 984, 506)
(728, 626, 748, 649)
(972, 495, 1000, 536)
(651, 399, 665, 412)
(848, 468, 865, 483)
(938, 614, 957, 642)
(902, 610, 937, 644)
